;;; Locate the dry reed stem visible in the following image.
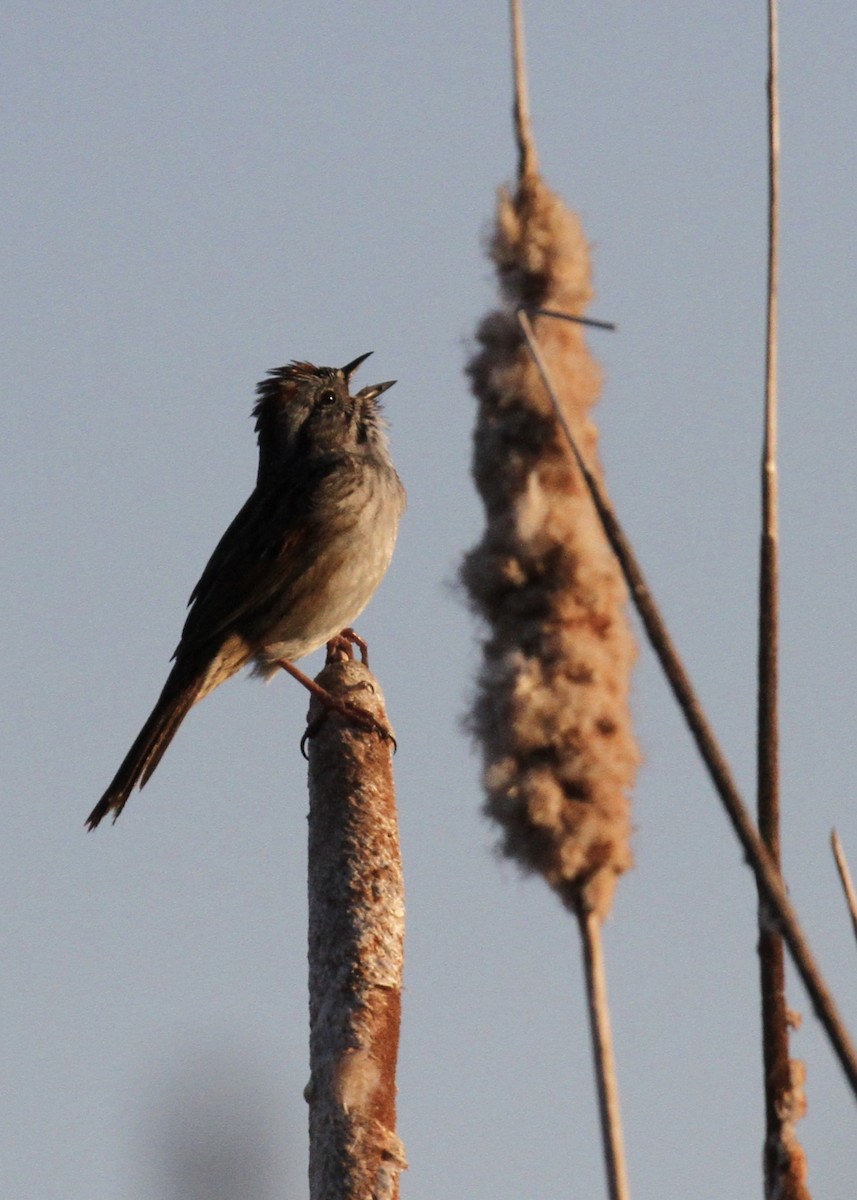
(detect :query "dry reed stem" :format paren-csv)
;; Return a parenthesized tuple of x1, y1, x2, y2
(832, 831, 857, 950)
(758, 0, 782, 892)
(305, 650, 406, 1200)
(578, 911, 630, 1200)
(510, 0, 538, 181)
(755, 4, 809, 1195)
(517, 315, 857, 1100)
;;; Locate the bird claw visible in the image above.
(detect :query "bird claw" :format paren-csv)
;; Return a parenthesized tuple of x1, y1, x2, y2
(280, 640, 393, 759)
(300, 699, 396, 759)
(326, 628, 370, 666)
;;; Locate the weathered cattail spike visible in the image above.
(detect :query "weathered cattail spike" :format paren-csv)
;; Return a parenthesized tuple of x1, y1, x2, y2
(462, 109, 639, 1200)
(463, 13, 636, 1200)
(463, 174, 640, 922)
(306, 649, 406, 1200)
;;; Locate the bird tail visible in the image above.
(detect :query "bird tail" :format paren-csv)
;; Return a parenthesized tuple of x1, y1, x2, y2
(86, 667, 206, 830)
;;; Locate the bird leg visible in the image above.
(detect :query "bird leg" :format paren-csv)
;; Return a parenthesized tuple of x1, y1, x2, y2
(276, 643, 393, 758)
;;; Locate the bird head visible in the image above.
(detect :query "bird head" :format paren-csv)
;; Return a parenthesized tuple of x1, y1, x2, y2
(253, 353, 396, 484)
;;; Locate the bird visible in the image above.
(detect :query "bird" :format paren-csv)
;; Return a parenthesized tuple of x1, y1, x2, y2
(87, 352, 405, 829)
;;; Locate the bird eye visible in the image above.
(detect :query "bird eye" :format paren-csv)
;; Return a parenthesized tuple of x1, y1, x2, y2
(318, 389, 337, 407)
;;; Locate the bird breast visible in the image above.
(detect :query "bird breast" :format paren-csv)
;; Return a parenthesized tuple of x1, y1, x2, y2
(252, 457, 405, 674)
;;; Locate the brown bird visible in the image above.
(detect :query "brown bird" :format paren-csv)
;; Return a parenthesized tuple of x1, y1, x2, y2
(87, 353, 405, 828)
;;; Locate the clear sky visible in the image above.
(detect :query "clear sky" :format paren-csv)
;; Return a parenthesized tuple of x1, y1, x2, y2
(3, 3, 857, 1197)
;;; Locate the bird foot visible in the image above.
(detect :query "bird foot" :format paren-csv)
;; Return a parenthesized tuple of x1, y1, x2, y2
(326, 627, 370, 666)
(275, 655, 394, 758)
(299, 695, 395, 759)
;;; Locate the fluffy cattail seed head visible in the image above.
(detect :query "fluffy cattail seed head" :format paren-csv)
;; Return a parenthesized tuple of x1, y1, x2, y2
(462, 175, 639, 920)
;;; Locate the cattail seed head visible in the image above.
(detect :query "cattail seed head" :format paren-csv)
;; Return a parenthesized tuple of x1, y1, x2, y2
(462, 175, 639, 920)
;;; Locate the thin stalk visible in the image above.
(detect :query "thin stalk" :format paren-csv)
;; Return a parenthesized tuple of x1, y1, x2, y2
(518, 308, 857, 1101)
(832, 830, 857, 951)
(510, 0, 538, 180)
(755, 5, 806, 1196)
(578, 910, 631, 1200)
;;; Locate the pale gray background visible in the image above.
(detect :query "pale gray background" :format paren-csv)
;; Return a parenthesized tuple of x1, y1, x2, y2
(3, 3, 857, 1196)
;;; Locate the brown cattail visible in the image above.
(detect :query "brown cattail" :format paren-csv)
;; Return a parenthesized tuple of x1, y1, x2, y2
(462, 172, 639, 921)
(306, 649, 406, 1200)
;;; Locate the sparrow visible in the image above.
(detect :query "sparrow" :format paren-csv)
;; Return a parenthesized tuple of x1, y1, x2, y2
(87, 352, 405, 828)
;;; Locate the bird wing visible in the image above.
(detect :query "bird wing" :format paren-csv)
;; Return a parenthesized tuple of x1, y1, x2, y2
(175, 457, 350, 657)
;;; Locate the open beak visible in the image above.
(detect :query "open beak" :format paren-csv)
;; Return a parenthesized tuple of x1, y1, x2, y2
(355, 380, 396, 403)
(341, 351, 374, 383)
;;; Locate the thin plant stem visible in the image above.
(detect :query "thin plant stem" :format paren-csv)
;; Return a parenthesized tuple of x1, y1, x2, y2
(517, 307, 857, 1101)
(755, 5, 806, 1196)
(510, 0, 538, 180)
(523, 304, 617, 332)
(832, 830, 857, 950)
(578, 910, 631, 1200)
(757, 0, 781, 853)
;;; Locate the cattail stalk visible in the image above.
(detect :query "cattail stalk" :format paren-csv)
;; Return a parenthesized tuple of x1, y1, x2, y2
(305, 649, 406, 1200)
(510, 0, 538, 181)
(578, 911, 630, 1200)
(462, 6, 638, 1195)
(755, 4, 810, 1194)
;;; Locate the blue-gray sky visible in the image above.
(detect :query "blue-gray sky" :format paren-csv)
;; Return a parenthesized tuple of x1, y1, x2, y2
(3, 3, 856, 1196)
